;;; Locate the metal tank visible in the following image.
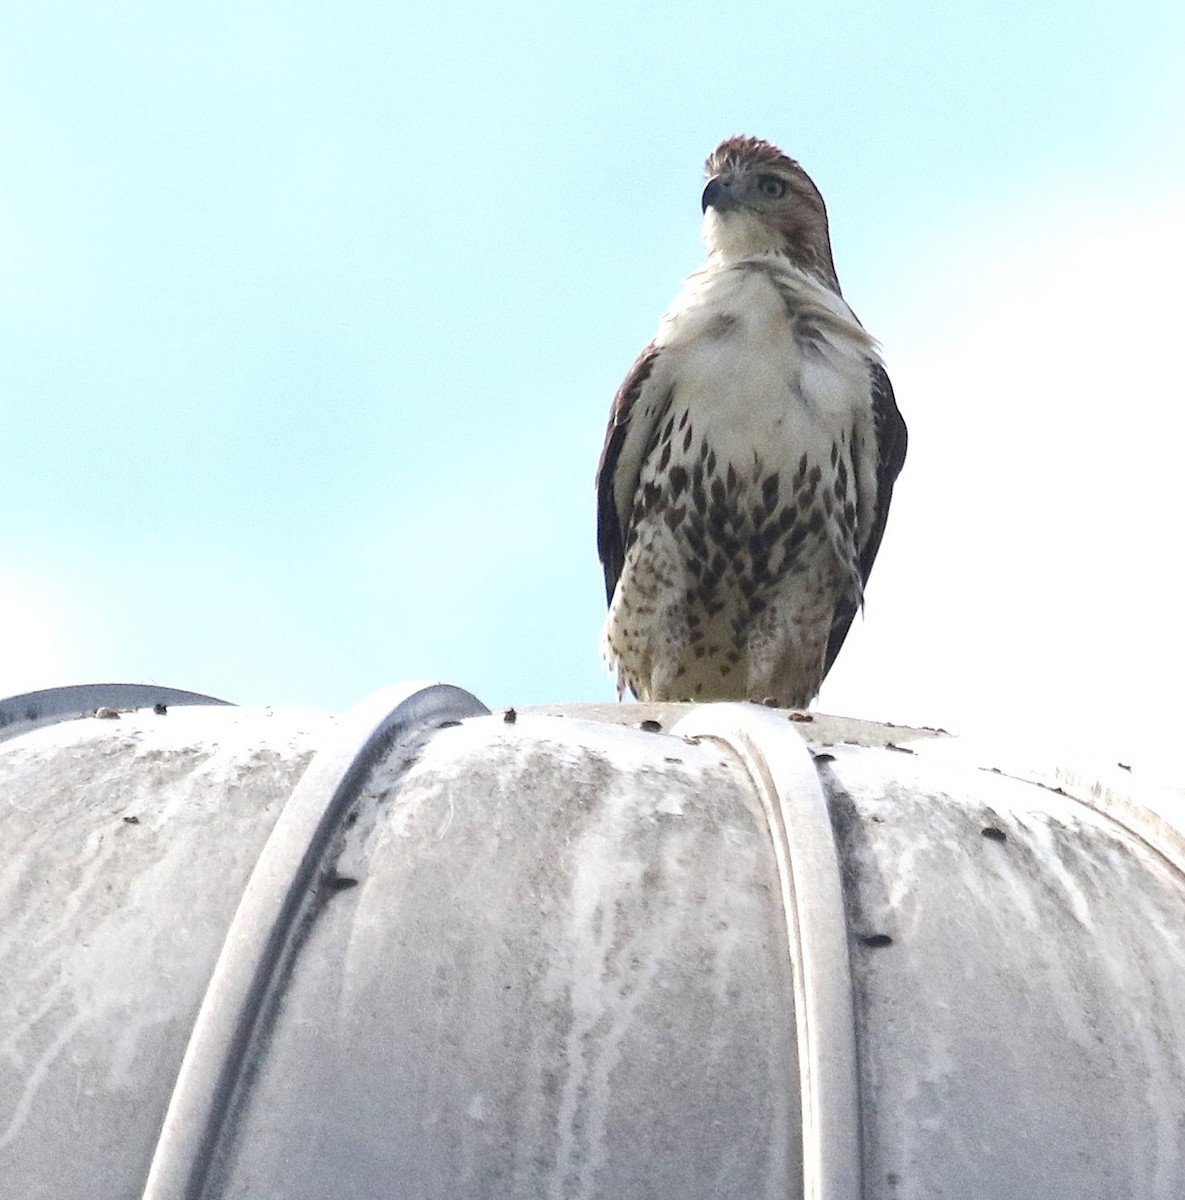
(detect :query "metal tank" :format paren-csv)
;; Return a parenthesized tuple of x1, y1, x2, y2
(1, 680, 1183, 1199)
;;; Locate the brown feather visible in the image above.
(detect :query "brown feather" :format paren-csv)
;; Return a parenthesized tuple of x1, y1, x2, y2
(704, 135, 840, 292)
(595, 344, 662, 605)
(823, 362, 908, 676)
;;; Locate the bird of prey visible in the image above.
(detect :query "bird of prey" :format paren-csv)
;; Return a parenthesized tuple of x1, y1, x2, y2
(596, 136, 907, 708)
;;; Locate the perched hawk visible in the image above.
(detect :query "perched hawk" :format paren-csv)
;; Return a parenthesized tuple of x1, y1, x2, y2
(596, 136, 907, 708)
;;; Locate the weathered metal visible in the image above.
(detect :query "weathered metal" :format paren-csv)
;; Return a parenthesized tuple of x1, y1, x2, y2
(1, 684, 1181, 1199)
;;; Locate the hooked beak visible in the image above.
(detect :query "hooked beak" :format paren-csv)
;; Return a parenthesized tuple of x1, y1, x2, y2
(701, 175, 737, 213)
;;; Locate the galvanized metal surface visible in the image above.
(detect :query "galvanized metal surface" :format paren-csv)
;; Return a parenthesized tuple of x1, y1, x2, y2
(1, 684, 1183, 1200)
(0, 704, 332, 1200)
(522, 700, 946, 751)
(674, 704, 859, 1200)
(821, 738, 1185, 1200)
(142, 682, 490, 1200)
(208, 709, 802, 1200)
(0, 683, 233, 743)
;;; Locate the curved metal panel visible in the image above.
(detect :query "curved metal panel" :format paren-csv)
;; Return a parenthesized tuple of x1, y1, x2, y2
(0, 682, 233, 743)
(821, 741, 1185, 1199)
(141, 682, 489, 1200)
(204, 710, 801, 1199)
(0, 705, 329, 1200)
(673, 703, 861, 1200)
(7, 686, 1184, 1198)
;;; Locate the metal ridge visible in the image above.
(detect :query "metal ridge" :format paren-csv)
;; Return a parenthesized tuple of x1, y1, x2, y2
(0, 682, 233, 742)
(673, 703, 861, 1200)
(140, 681, 489, 1200)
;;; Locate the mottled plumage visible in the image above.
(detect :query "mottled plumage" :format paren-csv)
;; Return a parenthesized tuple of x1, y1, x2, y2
(596, 136, 907, 707)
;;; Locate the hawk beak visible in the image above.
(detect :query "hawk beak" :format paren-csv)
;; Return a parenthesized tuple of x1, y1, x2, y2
(701, 175, 735, 213)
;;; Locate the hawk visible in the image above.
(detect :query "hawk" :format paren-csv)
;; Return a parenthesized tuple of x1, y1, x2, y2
(596, 136, 907, 708)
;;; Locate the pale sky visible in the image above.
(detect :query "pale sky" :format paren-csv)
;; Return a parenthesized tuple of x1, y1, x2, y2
(2, 1, 1183, 772)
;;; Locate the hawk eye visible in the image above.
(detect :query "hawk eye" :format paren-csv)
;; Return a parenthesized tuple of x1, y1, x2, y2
(757, 175, 786, 199)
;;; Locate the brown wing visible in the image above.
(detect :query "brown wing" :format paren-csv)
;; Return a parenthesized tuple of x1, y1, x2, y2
(823, 361, 908, 678)
(595, 344, 667, 606)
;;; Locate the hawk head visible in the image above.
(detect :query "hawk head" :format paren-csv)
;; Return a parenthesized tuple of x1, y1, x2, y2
(701, 135, 840, 292)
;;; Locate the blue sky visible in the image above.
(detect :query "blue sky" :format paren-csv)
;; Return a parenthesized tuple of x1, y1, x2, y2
(2, 2, 1183, 766)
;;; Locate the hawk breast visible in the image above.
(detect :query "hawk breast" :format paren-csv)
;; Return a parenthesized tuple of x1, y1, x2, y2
(601, 260, 878, 705)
